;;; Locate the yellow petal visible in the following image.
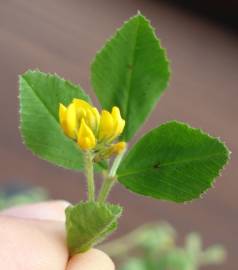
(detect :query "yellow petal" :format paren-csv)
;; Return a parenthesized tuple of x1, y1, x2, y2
(77, 118, 96, 150)
(110, 141, 127, 155)
(59, 103, 67, 129)
(73, 99, 99, 132)
(99, 110, 114, 140)
(111, 106, 125, 140)
(91, 107, 100, 132)
(65, 103, 77, 139)
(111, 106, 121, 119)
(76, 107, 87, 121)
(85, 108, 97, 132)
(73, 99, 92, 110)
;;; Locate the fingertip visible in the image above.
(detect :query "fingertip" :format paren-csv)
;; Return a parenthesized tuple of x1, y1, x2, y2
(1, 200, 70, 221)
(67, 249, 115, 270)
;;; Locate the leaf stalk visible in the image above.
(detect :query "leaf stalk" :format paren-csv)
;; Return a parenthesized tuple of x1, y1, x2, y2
(98, 149, 126, 202)
(84, 151, 95, 201)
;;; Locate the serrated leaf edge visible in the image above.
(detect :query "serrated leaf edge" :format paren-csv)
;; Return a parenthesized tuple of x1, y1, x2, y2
(18, 69, 90, 171)
(91, 13, 171, 140)
(66, 201, 123, 254)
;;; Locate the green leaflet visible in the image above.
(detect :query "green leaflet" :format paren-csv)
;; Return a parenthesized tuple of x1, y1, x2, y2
(91, 13, 170, 141)
(118, 121, 230, 202)
(65, 201, 122, 254)
(19, 70, 90, 171)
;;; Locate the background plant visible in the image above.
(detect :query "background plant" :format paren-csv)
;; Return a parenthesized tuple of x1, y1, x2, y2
(100, 222, 226, 270)
(0, 184, 47, 210)
(19, 12, 230, 254)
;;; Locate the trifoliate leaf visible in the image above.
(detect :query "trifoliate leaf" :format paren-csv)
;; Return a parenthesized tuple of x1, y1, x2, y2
(118, 121, 230, 202)
(65, 201, 122, 255)
(91, 13, 170, 141)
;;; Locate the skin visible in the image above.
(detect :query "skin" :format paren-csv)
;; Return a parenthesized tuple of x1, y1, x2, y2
(0, 201, 115, 270)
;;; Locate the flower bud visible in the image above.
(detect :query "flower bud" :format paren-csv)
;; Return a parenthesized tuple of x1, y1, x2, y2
(77, 119, 96, 150)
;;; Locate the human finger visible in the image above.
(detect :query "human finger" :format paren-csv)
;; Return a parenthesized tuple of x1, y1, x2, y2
(67, 248, 115, 270)
(1, 200, 70, 221)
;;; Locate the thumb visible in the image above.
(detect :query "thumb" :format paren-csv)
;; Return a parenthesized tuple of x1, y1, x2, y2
(67, 249, 115, 270)
(0, 201, 115, 270)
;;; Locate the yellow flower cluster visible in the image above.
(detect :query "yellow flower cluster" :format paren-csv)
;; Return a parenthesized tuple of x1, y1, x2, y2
(59, 99, 126, 155)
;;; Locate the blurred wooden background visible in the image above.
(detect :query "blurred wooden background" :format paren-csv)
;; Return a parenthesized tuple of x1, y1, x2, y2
(0, 0, 237, 269)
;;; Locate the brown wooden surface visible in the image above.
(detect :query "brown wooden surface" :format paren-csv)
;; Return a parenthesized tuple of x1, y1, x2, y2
(0, 0, 237, 269)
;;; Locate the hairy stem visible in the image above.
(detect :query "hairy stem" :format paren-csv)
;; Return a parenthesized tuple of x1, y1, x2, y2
(97, 175, 116, 203)
(108, 150, 125, 177)
(84, 151, 95, 201)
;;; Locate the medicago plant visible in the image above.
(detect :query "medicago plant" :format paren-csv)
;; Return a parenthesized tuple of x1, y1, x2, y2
(19, 13, 230, 255)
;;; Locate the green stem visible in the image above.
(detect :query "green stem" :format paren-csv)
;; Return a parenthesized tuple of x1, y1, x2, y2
(108, 150, 125, 177)
(98, 150, 126, 203)
(97, 175, 116, 203)
(84, 151, 95, 201)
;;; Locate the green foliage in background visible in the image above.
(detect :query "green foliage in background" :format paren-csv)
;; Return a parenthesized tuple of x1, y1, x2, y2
(100, 223, 226, 270)
(19, 12, 230, 254)
(0, 187, 48, 210)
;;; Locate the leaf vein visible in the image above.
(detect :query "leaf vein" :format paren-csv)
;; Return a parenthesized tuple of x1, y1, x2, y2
(118, 152, 225, 177)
